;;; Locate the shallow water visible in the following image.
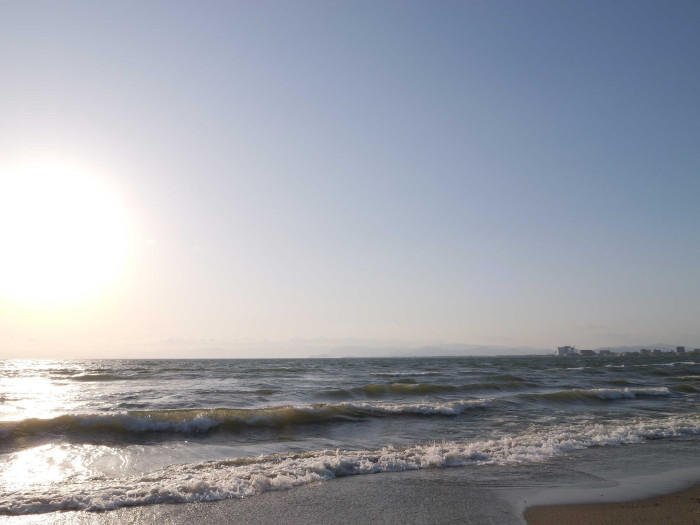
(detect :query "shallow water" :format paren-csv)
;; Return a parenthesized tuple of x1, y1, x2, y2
(0, 355, 698, 514)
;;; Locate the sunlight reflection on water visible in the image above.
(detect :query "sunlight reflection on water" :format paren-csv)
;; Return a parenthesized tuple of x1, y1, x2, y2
(0, 361, 84, 420)
(0, 443, 126, 490)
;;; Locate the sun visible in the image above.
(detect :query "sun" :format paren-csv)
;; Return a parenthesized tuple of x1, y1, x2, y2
(0, 159, 130, 307)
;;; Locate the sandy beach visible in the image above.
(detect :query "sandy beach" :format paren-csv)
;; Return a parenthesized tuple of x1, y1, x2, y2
(0, 466, 698, 525)
(0, 468, 522, 525)
(525, 483, 700, 525)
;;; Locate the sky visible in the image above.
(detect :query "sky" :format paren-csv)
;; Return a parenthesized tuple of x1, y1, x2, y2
(1, 1, 699, 358)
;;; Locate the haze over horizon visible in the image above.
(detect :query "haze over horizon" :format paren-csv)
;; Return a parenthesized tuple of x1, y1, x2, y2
(2, 1, 699, 358)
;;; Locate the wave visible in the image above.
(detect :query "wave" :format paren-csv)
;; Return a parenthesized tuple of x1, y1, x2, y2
(159, 367, 206, 372)
(602, 379, 641, 386)
(648, 369, 673, 376)
(484, 374, 525, 382)
(69, 374, 139, 382)
(320, 381, 531, 399)
(370, 371, 442, 377)
(638, 362, 698, 375)
(669, 384, 699, 393)
(242, 367, 308, 373)
(48, 368, 87, 376)
(1, 414, 698, 515)
(519, 387, 671, 402)
(0, 399, 491, 444)
(323, 383, 458, 397)
(67, 372, 300, 383)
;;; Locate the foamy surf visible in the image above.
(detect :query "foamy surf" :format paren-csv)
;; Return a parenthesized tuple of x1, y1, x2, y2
(1, 414, 698, 515)
(1, 355, 697, 517)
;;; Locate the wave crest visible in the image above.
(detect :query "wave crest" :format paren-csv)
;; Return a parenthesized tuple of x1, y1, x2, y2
(0, 399, 491, 444)
(321, 381, 531, 399)
(1, 414, 698, 515)
(520, 387, 671, 402)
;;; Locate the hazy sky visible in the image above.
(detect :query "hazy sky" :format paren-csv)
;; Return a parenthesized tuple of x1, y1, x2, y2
(1, 1, 699, 357)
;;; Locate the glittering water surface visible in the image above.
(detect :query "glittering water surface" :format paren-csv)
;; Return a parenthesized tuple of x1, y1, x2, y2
(0, 355, 698, 514)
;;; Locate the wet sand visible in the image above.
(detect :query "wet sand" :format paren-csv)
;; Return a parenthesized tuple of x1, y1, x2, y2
(525, 484, 700, 525)
(0, 469, 522, 525)
(1, 466, 698, 525)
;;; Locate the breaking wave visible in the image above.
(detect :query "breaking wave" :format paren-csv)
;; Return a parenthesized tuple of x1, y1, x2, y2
(519, 387, 672, 402)
(0, 399, 491, 445)
(1, 414, 698, 515)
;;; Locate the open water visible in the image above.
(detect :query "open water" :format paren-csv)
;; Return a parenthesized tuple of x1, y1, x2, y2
(0, 354, 698, 515)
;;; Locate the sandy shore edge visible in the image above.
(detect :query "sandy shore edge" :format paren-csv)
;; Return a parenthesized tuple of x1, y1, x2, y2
(524, 483, 700, 525)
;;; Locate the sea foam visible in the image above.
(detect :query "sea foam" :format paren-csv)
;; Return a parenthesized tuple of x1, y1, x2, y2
(1, 414, 698, 515)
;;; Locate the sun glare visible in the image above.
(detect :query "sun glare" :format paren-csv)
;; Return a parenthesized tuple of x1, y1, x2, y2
(0, 159, 130, 306)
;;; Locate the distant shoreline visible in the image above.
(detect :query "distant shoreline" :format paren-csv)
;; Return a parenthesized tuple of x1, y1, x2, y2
(3, 346, 698, 360)
(4, 352, 699, 360)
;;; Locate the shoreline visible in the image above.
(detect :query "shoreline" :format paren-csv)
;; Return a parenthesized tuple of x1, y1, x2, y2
(0, 468, 523, 525)
(524, 483, 700, 525)
(0, 467, 698, 524)
(1, 441, 699, 524)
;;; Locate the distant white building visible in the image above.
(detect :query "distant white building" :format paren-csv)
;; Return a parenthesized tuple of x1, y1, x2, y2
(557, 346, 576, 356)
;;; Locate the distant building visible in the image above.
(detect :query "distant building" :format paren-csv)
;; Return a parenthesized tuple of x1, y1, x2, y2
(676, 346, 685, 354)
(598, 349, 613, 356)
(640, 349, 651, 356)
(557, 346, 576, 356)
(580, 349, 596, 356)
(652, 349, 663, 355)
(693, 348, 700, 354)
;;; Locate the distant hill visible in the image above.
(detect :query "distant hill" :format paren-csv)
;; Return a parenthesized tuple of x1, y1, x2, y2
(593, 344, 681, 353)
(315, 342, 698, 358)
(310, 344, 549, 358)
